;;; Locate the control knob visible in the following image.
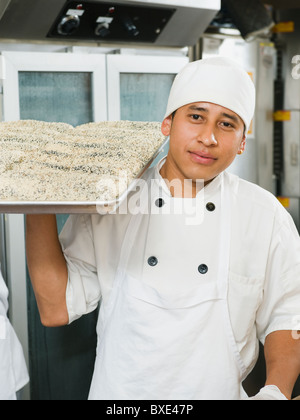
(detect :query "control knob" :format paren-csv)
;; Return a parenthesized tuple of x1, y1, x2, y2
(57, 15, 80, 36)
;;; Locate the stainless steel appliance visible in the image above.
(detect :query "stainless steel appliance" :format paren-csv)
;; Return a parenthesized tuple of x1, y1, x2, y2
(0, 0, 220, 47)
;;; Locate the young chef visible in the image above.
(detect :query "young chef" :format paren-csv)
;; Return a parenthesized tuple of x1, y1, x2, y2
(0, 270, 29, 400)
(26, 57, 300, 400)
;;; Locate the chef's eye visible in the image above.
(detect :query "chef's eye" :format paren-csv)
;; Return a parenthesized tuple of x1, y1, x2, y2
(190, 114, 202, 121)
(221, 121, 234, 129)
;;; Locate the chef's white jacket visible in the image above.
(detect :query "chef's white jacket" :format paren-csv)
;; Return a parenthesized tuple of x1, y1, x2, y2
(60, 163, 300, 378)
(0, 271, 29, 400)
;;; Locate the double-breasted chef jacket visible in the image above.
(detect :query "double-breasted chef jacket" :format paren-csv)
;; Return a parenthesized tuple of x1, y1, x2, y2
(0, 272, 29, 400)
(60, 159, 300, 399)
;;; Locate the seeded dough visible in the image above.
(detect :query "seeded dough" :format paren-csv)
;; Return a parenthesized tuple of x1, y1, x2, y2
(0, 120, 166, 202)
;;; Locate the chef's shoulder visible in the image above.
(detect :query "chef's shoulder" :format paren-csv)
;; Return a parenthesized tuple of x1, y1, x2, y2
(60, 211, 131, 246)
(226, 172, 296, 231)
(73, 164, 154, 236)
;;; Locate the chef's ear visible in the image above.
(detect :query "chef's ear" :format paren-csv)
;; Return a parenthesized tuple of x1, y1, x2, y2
(238, 136, 246, 155)
(161, 115, 173, 136)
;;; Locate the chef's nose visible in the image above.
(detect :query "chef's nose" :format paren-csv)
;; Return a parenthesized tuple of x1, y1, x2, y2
(197, 127, 218, 146)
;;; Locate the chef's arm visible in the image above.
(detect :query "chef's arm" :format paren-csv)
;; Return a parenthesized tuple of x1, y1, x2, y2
(264, 330, 300, 400)
(26, 215, 69, 327)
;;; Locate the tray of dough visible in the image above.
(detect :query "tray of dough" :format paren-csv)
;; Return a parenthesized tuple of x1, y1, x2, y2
(0, 120, 167, 214)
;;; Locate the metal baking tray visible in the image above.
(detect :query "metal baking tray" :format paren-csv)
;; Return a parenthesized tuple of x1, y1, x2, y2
(0, 138, 169, 215)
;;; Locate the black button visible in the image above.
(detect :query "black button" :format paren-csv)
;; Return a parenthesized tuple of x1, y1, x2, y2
(155, 198, 165, 208)
(198, 264, 208, 275)
(206, 202, 216, 212)
(148, 256, 158, 267)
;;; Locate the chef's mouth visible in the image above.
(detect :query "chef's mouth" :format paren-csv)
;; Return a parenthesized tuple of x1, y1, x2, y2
(188, 151, 217, 163)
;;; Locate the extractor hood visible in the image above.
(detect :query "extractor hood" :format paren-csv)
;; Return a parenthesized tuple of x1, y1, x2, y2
(0, 0, 220, 47)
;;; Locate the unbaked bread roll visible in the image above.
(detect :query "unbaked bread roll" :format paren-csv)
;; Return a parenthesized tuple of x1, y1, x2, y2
(0, 120, 166, 202)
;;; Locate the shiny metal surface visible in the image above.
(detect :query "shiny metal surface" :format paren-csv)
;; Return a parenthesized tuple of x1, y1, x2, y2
(0, 0, 220, 47)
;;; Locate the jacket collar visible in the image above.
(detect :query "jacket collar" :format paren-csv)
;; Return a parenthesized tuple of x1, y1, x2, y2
(153, 157, 224, 201)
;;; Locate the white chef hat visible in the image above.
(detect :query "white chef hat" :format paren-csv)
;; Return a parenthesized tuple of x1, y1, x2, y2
(165, 57, 256, 133)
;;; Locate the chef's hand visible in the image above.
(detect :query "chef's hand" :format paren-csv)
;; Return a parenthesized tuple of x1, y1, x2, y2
(246, 385, 288, 401)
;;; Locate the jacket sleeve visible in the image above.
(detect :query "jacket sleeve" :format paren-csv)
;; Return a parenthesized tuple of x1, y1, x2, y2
(59, 215, 101, 324)
(0, 272, 29, 398)
(0, 268, 8, 317)
(256, 208, 300, 344)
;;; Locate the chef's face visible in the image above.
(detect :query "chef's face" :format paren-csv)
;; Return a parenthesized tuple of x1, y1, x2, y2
(161, 102, 246, 185)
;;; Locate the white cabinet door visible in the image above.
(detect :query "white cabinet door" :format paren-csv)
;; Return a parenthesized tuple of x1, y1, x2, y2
(2, 51, 107, 122)
(107, 55, 188, 121)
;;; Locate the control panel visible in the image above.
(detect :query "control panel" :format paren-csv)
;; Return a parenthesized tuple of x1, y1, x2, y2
(48, 1, 176, 43)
